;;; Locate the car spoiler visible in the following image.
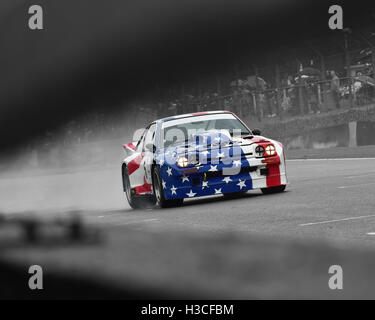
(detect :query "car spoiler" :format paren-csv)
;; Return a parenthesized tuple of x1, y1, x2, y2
(123, 142, 136, 153)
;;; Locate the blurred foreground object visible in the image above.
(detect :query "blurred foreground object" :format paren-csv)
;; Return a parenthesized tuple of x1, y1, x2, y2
(0, 212, 101, 245)
(1, 221, 375, 299)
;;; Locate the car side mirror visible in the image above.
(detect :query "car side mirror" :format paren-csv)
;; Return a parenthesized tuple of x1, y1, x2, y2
(252, 128, 262, 136)
(145, 143, 156, 152)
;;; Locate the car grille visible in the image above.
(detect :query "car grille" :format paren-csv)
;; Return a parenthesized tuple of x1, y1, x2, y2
(205, 166, 258, 179)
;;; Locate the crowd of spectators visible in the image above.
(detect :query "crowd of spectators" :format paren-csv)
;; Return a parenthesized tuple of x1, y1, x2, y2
(30, 38, 375, 156)
(155, 64, 374, 121)
(31, 64, 374, 158)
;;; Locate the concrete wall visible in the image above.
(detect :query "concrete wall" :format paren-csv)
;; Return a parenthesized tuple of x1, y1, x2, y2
(257, 104, 375, 150)
(275, 120, 375, 150)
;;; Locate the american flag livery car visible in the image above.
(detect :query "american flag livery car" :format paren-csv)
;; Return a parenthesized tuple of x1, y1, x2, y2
(121, 111, 287, 208)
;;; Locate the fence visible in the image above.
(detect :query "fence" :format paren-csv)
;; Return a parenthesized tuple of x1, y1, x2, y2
(174, 76, 375, 121)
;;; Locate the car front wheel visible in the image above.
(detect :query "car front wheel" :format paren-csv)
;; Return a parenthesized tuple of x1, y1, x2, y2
(152, 166, 183, 208)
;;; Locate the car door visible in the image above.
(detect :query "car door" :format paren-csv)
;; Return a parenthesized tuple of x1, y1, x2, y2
(126, 123, 156, 194)
(141, 123, 156, 185)
(126, 129, 146, 192)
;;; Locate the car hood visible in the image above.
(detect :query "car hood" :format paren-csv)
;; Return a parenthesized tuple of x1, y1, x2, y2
(158, 131, 272, 160)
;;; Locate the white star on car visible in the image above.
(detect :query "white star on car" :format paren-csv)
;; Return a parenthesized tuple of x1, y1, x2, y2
(158, 158, 165, 166)
(170, 185, 177, 195)
(208, 165, 218, 172)
(217, 152, 225, 158)
(186, 190, 196, 198)
(202, 181, 209, 189)
(181, 175, 189, 183)
(222, 176, 232, 184)
(233, 160, 242, 168)
(237, 180, 246, 189)
(214, 188, 222, 194)
(166, 167, 172, 176)
(162, 180, 166, 189)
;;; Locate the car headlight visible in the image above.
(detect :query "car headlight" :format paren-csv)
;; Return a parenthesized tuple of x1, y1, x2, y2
(255, 146, 265, 157)
(264, 144, 276, 157)
(177, 156, 189, 168)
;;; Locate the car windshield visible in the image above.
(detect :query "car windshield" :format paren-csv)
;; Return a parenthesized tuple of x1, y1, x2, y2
(161, 113, 251, 148)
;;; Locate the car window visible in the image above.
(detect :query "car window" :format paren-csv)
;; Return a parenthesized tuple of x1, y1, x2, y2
(143, 123, 156, 151)
(135, 129, 147, 152)
(206, 120, 216, 130)
(161, 114, 250, 147)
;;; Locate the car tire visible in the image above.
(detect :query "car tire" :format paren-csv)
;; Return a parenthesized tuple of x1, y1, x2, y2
(122, 166, 146, 209)
(261, 185, 286, 195)
(152, 166, 183, 208)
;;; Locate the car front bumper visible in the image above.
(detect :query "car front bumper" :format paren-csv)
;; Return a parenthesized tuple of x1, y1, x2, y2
(161, 156, 287, 200)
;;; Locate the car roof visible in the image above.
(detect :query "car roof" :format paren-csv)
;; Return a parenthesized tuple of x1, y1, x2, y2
(156, 110, 233, 123)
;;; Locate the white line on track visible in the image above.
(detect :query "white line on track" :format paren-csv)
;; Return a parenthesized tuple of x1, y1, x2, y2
(338, 182, 375, 189)
(346, 173, 375, 179)
(300, 215, 375, 227)
(366, 232, 375, 236)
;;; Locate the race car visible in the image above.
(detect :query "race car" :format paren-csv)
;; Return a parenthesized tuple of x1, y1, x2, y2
(122, 111, 288, 208)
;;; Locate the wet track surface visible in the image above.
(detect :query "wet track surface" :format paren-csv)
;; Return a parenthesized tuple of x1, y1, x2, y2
(1, 159, 375, 248)
(2, 158, 375, 299)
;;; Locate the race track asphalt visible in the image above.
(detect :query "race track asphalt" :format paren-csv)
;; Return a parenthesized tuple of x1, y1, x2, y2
(1, 158, 375, 248)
